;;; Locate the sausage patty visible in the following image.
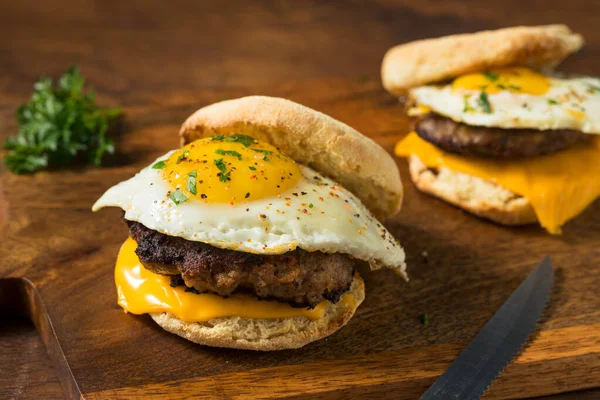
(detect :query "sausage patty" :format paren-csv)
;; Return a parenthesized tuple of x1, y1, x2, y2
(127, 220, 356, 308)
(414, 113, 588, 158)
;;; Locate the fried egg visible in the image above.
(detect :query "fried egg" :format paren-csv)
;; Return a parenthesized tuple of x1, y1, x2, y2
(93, 135, 406, 277)
(409, 67, 600, 133)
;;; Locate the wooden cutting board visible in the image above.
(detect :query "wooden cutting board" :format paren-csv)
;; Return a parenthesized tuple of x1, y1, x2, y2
(1, 78, 599, 399)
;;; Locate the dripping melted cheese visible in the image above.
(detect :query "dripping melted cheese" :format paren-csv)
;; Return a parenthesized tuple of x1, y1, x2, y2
(395, 132, 600, 234)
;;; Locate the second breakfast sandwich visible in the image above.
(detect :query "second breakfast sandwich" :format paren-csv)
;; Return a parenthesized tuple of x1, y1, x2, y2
(382, 25, 600, 234)
(93, 96, 406, 350)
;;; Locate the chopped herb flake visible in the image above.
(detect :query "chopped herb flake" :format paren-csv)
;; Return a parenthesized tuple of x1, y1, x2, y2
(152, 161, 167, 169)
(483, 71, 499, 81)
(223, 134, 255, 147)
(248, 166, 256, 171)
(547, 99, 559, 105)
(186, 170, 197, 195)
(252, 148, 273, 155)
(421, 313, 429, 326)
(478, 91, 493, 114)
(216, 149, 242, 160)
(176, 150, 190, 164)
(308, 203, 314, 208)
(169, 189, 188, 205)
(212, 134, 256, 147)
(214, 158, 230, 182)
(214, 158, 226, 173)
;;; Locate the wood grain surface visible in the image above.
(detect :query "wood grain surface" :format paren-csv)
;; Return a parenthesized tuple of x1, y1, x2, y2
(1, 1, 600, 399)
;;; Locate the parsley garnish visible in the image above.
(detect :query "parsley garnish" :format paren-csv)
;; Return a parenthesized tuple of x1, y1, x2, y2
(253, 148, 273, 161)
(478, 91, 493, 113)
(224, 134, 255, 147)
(252, 148, 273, 155)
(248, 166, 256, 171)
(169, 189, 188, 205)
(212, 134, 255, 147)
(547, 99, 559, 105)
(508, 84, 521, 91)
(152, 161, 167, 169)
(216, 149, 242, 160)
(421, 313, 429, 326)
(252, 148, 272, 162)
(186, 170, 197, 195)
(308, 203, 314, 208)
(3, 66, 121, 174)
(483, 71, 499, 81)
(176, 150, 190, 164)
(214, 158, 230, 182)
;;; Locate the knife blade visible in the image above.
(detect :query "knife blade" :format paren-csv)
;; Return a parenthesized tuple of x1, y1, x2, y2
(419, 256, 554, 400)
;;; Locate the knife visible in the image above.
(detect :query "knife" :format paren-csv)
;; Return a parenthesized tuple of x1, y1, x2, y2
(419, 256, 554, 400)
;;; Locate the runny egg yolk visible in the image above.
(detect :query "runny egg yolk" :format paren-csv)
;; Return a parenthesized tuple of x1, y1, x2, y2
(452, 67, 550, 95)
(162, 135, 301, 204)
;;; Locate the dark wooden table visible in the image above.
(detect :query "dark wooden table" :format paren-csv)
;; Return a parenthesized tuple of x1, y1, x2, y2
(1, 1, 599, 399)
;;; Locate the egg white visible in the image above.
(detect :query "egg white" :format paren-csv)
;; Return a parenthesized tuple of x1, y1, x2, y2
(410, 75, 600, 133)
(93, 152, 406, 277)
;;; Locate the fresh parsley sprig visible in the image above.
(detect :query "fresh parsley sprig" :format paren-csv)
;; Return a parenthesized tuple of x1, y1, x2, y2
(3, 66, 121, 174)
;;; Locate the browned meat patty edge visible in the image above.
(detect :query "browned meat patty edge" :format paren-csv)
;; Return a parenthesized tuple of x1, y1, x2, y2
(127, 220, 357, 309)
(413, 113, 588, 158)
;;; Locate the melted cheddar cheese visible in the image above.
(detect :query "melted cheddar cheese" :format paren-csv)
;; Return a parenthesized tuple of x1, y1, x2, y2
(395, 132, 600, 234)
(115, 238, 354, 321)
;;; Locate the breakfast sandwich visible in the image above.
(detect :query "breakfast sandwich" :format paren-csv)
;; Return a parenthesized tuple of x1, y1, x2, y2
(382, 25, 600, 234)
(93, 96, 406, 350)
